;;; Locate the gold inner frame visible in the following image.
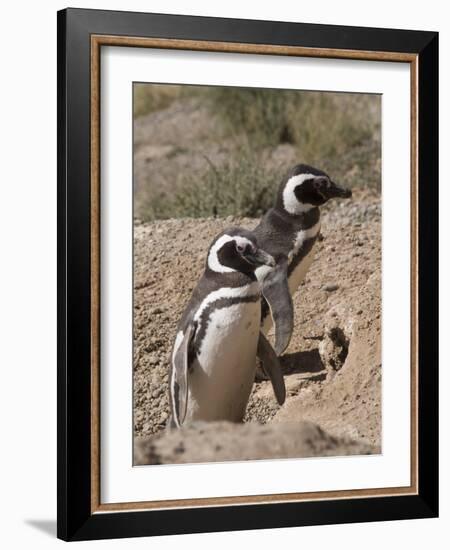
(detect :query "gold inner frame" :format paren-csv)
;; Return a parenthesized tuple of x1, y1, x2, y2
(90, 35, 419, 514)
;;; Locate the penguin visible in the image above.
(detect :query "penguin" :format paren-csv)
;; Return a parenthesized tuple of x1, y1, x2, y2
(169, 227, 286, 428)
(252, 164, 352, 356)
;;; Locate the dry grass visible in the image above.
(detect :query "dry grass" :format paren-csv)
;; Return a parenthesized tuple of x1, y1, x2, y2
(134, 85, 381, 220)
(133, 83, 182, 118)
(203, 88, 375, 156)
(142, 150, 282, 220)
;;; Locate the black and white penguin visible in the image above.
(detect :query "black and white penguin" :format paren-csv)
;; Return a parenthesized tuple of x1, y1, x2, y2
(169, 227, 286, 428)
(253, 164, 352, 356)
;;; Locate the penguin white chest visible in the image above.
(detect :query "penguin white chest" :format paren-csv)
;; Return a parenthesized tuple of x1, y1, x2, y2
(187, 300, 260, 423)
(287, 222, 320, 292)
(288, 247, 316, 293)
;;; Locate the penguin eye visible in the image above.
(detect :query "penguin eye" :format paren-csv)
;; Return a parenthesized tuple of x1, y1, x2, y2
(236, 243, 245, 253)
(313, 177, 328, 189)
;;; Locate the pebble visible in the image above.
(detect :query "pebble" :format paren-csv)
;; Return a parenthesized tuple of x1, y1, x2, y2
(152, 374, 162, 385)
(152, 387, 163, 398)
(324, 283, 339, 292)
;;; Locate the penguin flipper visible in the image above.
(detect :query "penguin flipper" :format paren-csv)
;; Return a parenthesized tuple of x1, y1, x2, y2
(257, 332, 286, 406)
(261, 260, 294, 355)
(171, 322, 196, 427)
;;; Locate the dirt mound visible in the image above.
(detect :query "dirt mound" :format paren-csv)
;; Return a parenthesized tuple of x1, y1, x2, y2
(135, 420, 377, 465)
(272, 270, 381, 446)
(133, 189, 381, 460)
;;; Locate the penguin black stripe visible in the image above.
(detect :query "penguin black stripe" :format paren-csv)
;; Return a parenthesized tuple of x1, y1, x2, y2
(271, 204, 320, 230)
(177, 271, 255, 330)
(192, 293, 261, 357)
(287, 236, 318, 277)
(253, 207, 320, 260)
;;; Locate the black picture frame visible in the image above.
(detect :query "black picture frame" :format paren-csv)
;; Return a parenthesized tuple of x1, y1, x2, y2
(57, 7, 438, 541)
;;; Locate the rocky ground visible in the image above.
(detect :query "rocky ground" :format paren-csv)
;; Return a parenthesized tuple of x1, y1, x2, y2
(133, 188, 381, 463)
(135, 420, 376, 465)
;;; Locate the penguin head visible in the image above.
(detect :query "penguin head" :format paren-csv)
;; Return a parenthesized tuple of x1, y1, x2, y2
(277, 164, 352, 215)
(207, 227, 275, 275)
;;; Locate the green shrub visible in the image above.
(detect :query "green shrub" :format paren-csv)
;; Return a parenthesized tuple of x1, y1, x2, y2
(204, 88, 289, 146)
(287, 93, 373, 163)
(142, 152, 282, 220)
(202, 88, 375, 161)
(134, 86, 381, 220)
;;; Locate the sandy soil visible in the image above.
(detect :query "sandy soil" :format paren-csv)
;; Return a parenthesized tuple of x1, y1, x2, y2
(133, 188, 381, 462)
(135, 420, 377, 465)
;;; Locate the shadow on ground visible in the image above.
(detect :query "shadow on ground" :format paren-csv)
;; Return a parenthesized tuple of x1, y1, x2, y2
(280, 348, 324, 375)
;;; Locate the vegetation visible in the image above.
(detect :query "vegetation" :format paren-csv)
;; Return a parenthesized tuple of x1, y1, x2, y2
(142, 151, 282, 220)
(134, 84, 381, 220)
(133, 84, 182, 118)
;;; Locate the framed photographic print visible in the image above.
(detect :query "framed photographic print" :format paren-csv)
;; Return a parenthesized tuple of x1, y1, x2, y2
(57, 8, 438, 541)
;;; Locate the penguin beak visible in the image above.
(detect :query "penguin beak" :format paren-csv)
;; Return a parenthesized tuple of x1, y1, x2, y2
(327, 181, 352, 199)
(244, 248, 276, 268)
